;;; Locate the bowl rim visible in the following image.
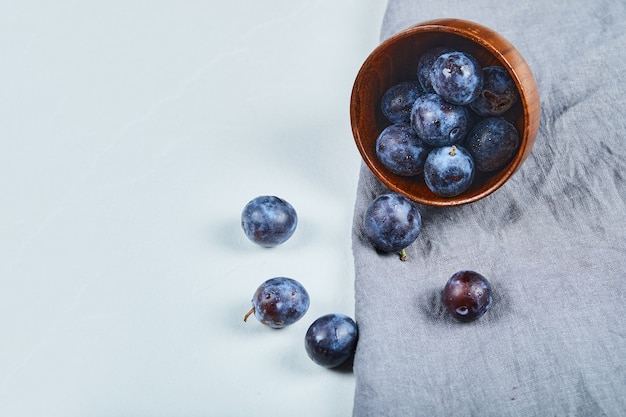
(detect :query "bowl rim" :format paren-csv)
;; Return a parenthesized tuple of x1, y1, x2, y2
(350, 18, 540, 206)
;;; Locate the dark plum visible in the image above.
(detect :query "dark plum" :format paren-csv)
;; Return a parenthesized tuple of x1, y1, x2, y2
(424, 145, 475, 197)
(305, 313, 358, 369)
(241, 195, 297, 247)
(466, 117, 520, 172)
(376, 123, 431, 176)
(470, 66, 519, 116)
(243, 277, 310, 329)
(442, 270, 492, 322)
(417, 46, 453, 93)
(380, 81, 424, 124)
(410, 93, 470, 147)
(429, 51, 483, 106)
(363, 192, 422, 260)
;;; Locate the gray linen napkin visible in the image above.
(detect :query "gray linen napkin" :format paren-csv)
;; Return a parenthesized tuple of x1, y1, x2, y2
(351, 1, 626, 416)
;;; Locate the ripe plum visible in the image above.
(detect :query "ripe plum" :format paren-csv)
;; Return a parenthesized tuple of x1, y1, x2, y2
(466, 117, 519, 172)
(470, 66, 519, 116)
(429, 51, 483, 106)
(381, 81, 424, 124)
(304, 313, 358, 368)
(410, 93, 470, 147)
(241, 196, 297, 247)
(442, 271, 492, 322)
(376, 123, 431, 176)
(363, 192, 422, 260)
(244, 277, 310, 329)
(417, 46, 453, 93)
(423, 145, 475, 197)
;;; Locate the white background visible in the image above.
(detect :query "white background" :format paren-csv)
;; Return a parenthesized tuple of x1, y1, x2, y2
(0, 1, 387, 416)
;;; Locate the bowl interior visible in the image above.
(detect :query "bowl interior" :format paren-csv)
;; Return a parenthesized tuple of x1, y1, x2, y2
(351, 19, 539, 206)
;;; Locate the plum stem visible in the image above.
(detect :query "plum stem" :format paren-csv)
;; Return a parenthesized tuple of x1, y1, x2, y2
(449, 145, 457, 157)
(399, 248, 407, 261)
(243, 307, 255, 322)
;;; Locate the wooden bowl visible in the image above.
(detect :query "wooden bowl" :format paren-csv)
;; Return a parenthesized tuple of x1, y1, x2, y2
(350, 18, 540, 206)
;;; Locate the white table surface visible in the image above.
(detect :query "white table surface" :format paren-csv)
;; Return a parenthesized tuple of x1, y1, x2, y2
(0, 1, 387, 416)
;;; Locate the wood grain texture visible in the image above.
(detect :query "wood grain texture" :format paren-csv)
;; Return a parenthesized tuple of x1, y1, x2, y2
(350, 18, 540, 206)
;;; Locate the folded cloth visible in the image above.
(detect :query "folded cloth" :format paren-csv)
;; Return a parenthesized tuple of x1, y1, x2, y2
(351, 1, 626, 416)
